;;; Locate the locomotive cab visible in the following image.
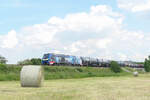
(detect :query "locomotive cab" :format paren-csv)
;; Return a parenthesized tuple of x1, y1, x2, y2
(42, 53, 56, 65)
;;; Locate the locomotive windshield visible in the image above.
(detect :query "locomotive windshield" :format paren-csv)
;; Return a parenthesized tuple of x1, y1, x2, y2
(43, 54, 49, 59)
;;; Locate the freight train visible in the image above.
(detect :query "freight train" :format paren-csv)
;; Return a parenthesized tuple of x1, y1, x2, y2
(41, 53, 144, 68)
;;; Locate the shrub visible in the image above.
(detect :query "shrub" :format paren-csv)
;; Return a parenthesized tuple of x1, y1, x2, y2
(0, 64, 8, 73)
(144, 58, 150, 72)
(110, 61, 121, 73)
(30, 58, 41, 65)
(76, 68, 83, 72)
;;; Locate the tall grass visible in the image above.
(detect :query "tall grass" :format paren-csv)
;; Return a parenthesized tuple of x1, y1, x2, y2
(0, 64, 130, 81)
(0, 64, 21, 81)
(44, 66, 129, 80)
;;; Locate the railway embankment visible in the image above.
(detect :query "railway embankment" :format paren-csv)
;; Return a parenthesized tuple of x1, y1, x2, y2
(0, 64, 134, 81)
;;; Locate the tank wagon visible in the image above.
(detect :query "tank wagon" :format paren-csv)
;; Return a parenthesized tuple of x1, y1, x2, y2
(41, 53, 144, 68)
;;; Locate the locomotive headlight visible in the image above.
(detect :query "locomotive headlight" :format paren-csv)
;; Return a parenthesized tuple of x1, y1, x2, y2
(42, 59, 48, 61)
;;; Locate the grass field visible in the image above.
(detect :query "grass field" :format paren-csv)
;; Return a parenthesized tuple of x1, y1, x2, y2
(0, 74, 150, 100)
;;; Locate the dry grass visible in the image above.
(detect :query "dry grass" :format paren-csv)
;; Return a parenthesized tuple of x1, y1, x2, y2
(0, 74, 150, 100)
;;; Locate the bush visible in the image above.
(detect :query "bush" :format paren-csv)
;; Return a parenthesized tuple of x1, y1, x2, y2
(0, 64, 8, 73)
(144, 57, 150, 72)
(31, 58, 41, 65)
(110, 61, 121, 73)
(76, 68, 83, 72)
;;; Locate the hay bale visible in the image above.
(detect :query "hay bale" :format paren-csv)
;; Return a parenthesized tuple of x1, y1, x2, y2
(20, 65, 44, 87)
(133, 71, 138, 77)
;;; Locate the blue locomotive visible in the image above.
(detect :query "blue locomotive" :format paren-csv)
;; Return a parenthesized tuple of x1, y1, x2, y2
(41, 53, 82, 66)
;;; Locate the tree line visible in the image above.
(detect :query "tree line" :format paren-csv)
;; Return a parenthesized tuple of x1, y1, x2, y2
(17, 58, 41, 65)
(0, 55, 41, 65)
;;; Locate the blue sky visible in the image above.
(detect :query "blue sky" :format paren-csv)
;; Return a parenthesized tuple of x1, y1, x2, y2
(0, 0, 150, 63)
(0, 0, 116, 34)
(0, 0, 117, 34)
(1, 0, 149, 34)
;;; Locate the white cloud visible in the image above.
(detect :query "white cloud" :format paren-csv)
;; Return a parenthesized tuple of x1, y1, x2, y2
(96, 38, 112, 49)
(118, 0, 150, 12)
(0, 30, 18, 48)
(20, 24, 57, 45)
(0, 5, 149, 63)
(117, 53, 128, 61)
(90, 5, 122, 17)
(48, 5, 123, 34)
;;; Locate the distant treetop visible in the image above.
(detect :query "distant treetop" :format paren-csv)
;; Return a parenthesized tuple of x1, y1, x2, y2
(0, 55, 7, 64)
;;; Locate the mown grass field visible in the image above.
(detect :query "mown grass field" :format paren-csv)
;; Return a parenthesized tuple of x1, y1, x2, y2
(0, 74, 150, 100)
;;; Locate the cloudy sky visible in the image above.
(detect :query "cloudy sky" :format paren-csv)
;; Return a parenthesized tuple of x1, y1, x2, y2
(0, 0, 150, 64)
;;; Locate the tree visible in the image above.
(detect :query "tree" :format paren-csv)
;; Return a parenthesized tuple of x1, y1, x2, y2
(0, 55, 7, 64)
(110, 61, 121, 73)
(18, 59, 32, 65)
(30, 58, 41, 65)
(18, 58, 41, 65)
(144, 57, 150, 72)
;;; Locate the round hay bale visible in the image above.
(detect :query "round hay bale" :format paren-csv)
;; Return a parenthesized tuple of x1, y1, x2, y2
(20, 65, 44, 87)
(133, 71, 138, 77)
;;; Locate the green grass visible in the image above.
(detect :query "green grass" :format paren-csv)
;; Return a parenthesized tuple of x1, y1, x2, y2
(0, 74, 150, 100)
(44, 66, 129, 80)
(123, 67, 145, 73)
(0, 64, 130, 81)
(0, 64, 21, 81)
